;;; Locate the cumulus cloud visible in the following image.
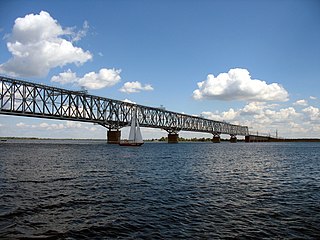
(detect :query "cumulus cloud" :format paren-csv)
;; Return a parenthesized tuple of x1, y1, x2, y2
(240, 102, 277, 116)
(193, 68, 289, 102)
(77, 68, 121, 90)
(51, 68, 121, 90)
(293, 99, 308, 106)
(302, 106, 320, 121)
(264, 107, 300, 123)
(120, 81, 154, 93)
(310, 96, 317, 100)
(0, 11, 92, 77)
(201, 102, 306, 137)
(51, 69, 78, 85)
(202, 108, 238, 122)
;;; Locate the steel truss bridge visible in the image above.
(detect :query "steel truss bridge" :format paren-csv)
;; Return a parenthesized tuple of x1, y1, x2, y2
(0, 76, 249, 136)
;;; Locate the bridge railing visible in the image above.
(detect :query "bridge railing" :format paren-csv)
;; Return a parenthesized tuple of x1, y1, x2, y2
(0, 76, 249, 136)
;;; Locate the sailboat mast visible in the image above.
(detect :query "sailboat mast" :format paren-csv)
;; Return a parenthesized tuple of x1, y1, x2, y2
(134, 108, 137, 141)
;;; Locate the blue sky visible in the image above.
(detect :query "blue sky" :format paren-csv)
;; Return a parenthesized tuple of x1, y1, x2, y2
(0, 0, 320, 139)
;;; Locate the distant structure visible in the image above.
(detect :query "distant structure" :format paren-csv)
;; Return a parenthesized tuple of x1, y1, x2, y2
(159, 105, 166, 110)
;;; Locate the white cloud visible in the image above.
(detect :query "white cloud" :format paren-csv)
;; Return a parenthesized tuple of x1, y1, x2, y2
(16, 120, 84, 131)
(77, 68, 121, 90)
(39, 122, 64, 130)
(287, 122, 308, 133)
(66, 121, 82, 128)
(193, 68, 289, 102)
(240, 102, 278, 116)
(51, 68, 121, 90)
(310, 96, 317, 100)
(70, 20, 89, 43)
(85, 126, 98, 132)
(264, 107, 300, 123)
(202, 108, 238, 122)
(201, 102, 307, 137)
(120, 81, 154, 93)
(0, 11, 92, 77)
(293, 99, 308, 106)
(39, 122, 49, 128)
(16, 122, 27, 128)
(302, 106, 320, 121)
(51, 69, 77, 85)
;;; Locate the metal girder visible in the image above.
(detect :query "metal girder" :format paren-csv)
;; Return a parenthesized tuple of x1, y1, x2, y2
(0, 76, 249, 136)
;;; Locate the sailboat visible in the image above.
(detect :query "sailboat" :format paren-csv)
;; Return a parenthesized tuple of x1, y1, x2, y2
(119, 109, 144, 146)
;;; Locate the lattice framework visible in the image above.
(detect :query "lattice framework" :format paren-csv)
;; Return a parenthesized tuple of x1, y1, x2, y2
(0, 76, 249, 136)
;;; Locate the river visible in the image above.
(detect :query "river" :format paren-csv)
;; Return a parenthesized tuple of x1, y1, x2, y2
(0, 140, 319, 239)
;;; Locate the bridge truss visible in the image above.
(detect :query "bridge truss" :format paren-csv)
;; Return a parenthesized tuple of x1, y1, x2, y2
(0, 76, 249, 136)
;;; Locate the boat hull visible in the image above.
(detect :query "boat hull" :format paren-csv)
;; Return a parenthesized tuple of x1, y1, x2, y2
(119, 141, 144, 146)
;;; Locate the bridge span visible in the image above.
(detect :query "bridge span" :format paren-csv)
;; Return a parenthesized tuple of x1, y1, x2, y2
(0, 75, 249, 143)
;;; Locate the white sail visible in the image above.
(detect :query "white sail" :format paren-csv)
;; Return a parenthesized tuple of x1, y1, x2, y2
(120, 107, 143, 146)
(135, 119, 143, 143)
(128, 113, 136, 141)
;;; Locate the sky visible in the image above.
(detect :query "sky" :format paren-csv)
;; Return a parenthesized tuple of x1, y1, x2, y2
(0, 0, 320, 139)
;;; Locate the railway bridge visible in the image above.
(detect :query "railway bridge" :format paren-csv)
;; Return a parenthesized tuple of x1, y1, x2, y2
(0, 76, 249, 143)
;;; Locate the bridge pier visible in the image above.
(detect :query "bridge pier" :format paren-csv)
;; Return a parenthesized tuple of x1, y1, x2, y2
(107, 130, 121, 144)
(230, 135, 237, 143)
(168, 133, 179, 144)
(211, 133, 221, 143)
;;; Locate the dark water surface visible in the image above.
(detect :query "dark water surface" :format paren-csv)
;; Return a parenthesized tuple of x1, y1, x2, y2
(0, 140, 320, 239)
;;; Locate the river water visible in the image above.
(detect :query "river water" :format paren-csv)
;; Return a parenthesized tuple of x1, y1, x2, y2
(0, 140, 319, 239)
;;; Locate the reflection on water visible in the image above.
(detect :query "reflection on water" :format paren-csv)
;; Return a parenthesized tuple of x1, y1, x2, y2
(0, 140, 320, 239)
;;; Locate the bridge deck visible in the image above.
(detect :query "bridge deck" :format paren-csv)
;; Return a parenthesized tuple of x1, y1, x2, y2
(0, 76, 249, 136)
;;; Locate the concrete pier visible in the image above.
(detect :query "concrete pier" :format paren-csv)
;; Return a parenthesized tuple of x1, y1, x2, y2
(230, 135, 237, 143)
(107, 130, 121, 144)
(211, 135, 221, 143)
(168, 133, 179, 143)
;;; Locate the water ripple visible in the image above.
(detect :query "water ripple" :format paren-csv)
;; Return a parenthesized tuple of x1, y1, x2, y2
(0, 141, 320, 239)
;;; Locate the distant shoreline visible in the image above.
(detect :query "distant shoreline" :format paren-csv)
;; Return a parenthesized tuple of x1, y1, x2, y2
(0, 137, 106, 141)
(1, 137, 320, 143)
(268, 138, 320, 142)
